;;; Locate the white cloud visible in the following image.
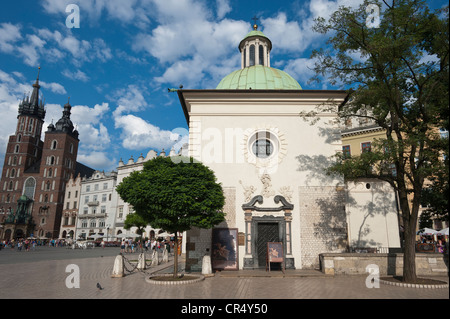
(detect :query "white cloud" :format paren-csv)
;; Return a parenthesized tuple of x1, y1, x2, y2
(282, 57, 318, 89)
(132, 0, 248, 87)
(0, 23, 22, 53)
(61, 69, 90, 82)
(112, 85, 148, 117)
(77, 151, 117, 171)
(114, 114, 178, 150)
(216, 0, 232, 19)
(41, 0, 151, 28)
(40, 81, 67, 95)
(71, 102, 109, 125)
(1, 24, 113, 67)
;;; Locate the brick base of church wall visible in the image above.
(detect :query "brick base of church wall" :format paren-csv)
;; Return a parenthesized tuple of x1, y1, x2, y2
(320, 253, 449, 276)
(185, 227, 212, 272)
(299, 186, 348, 269)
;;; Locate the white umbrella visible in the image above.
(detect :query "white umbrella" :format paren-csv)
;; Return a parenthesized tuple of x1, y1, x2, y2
(114, 233, 128, 238)
(417, 227, 438, 235)
(87, 234, 103, 239)
(436, 228, 449, 236)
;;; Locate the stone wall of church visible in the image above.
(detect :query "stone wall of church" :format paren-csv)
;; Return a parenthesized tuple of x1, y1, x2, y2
(185, 187, 236, 272)
(298, 186, 348, 269)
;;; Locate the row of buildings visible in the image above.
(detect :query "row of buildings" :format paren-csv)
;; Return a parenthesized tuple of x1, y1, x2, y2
(60, 148, 187, 241)
(1, 24, 447, 271)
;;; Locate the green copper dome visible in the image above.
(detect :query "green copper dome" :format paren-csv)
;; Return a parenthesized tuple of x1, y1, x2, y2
(216, 65, 302, 90)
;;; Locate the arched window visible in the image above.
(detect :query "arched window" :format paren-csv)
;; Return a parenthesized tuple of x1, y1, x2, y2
(249, 45, 255, 66)
(23, 177, 36, 199)
(243, 48, 247, 68)
(10, 169, 15, 178)
(51, 140, 57, 150)
(259, 45, 264, 65)
(14, 145, 19, 153)
(8, 181, 13, 191)
(48, 168, 52, 178)
(28, 118, 34, 132)
(46, 181, 51, 190)
(17, 134, 22, 142)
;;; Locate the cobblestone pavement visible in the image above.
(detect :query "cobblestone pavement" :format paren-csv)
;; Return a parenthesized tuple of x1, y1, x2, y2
(0, 246, 448, 306)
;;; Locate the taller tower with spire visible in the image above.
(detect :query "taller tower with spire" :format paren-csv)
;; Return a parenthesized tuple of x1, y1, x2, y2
(0, 69, 92, 241)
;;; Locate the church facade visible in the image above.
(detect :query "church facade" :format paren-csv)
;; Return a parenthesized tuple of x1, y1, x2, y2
(177, 25, 401, 271)
(0, 69, 94, 240)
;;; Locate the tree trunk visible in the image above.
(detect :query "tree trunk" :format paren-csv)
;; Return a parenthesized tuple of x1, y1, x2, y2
(402, 218, 417, 282)
(173, 233, 178, 279)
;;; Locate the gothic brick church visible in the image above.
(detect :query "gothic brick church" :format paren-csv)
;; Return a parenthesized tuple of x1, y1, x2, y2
(0, 69, 94, 240)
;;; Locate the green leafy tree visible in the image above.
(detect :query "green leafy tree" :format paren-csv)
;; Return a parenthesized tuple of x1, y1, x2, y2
(116, 156, 225, 278)
(309, 0, 448, 282)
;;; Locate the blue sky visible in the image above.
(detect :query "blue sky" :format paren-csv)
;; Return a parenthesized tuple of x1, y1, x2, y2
(0, 0, 446, 173)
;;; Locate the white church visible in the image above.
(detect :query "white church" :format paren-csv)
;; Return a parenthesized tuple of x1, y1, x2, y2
(175, 24, 401, 271)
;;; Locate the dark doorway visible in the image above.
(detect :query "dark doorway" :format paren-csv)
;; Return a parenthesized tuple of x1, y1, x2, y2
(256, 222, 279, 269)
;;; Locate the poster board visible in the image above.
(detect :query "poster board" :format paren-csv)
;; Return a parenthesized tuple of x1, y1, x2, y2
(266, 242, 285, 273)
(211, 228, 239, 271)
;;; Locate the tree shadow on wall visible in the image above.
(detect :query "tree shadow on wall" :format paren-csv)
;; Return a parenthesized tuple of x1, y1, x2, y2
(296, 154, 399, 253)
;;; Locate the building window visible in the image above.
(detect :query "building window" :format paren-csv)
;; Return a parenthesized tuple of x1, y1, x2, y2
(86, 185, 90, 192)
(249, 44, 255, 66)
(361, 142, 371, 153)
(244, 48, 247, 68)
(259, 45, 264, 65)
(103, 183, 108, 190)
(102, 194, 107, 202)
(15, 145, 19, 153)
(342, 145, 351, 159)
(252, 139, 273, 158)
(51, 140, 57, 150)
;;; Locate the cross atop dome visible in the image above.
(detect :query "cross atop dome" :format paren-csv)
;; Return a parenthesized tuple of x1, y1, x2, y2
(251, 16, 259, 30)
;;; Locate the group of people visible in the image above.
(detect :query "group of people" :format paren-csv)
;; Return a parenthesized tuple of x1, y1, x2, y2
(0, 238, 37, 251)
(418, 236, 448, 253)
(119, 238, 173, 254)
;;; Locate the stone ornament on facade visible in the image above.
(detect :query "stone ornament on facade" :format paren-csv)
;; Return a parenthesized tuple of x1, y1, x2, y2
(239, 180, 257, 202)
(260, 173, 275, 198)
(279, 186, 293, 202)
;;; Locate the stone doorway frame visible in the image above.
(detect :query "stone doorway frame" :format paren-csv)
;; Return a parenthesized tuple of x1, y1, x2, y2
(242, 195, 294, 269)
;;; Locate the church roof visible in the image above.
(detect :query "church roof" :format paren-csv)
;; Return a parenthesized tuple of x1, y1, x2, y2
(216, 65, 302, 90)
(239, 30, 272, 51)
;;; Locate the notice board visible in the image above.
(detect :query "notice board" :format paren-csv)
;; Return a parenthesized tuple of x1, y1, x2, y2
(266, 242, 285, 273)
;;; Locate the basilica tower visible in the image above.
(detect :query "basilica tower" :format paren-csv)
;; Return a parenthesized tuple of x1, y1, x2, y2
(0, 69, 88, 241)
